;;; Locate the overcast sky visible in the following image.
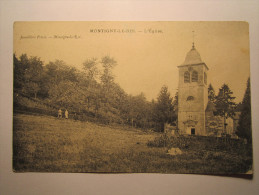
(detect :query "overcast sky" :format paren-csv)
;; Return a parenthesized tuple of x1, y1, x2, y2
(14, 21, 250, 103)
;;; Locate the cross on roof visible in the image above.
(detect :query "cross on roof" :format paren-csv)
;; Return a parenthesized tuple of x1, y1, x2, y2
(192, 30, 195, 49)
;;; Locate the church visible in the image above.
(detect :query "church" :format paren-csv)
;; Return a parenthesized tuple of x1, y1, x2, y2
(177, 43, 239, 137)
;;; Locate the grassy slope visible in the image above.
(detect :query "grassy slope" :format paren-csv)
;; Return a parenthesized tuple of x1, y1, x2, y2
(13, 114, 252, 174)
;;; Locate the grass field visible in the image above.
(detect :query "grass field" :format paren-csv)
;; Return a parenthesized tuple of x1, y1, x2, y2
(13, 113, 253, 174)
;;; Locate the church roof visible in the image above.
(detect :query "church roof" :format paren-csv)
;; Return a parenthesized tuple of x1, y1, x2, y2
(182, 44, 204, 66)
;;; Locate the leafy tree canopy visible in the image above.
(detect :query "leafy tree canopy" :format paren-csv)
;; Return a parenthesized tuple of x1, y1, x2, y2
(208, 83, 216, 102)
(214, 83, 236, 119)
(153, 85, 174, 131)
(236, 78, 252, 143)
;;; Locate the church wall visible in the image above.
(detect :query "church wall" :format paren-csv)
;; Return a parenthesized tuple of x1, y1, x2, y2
(178, 112, 187, 134)
(226, 117, 235, 136)
(178, 64, 207, 85)
(178, 65, 208, 108)
(194, 112, 206, 135)
(203, 66, 208, 111)
(205, 111, 224, 136)
(205, 111, 236, 137)
(178, 64, 208, 136)
(178, 111, 206, 135)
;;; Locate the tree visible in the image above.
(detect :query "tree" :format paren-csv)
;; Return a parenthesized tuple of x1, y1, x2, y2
(100, 56, 117, 86)
(100, 56, 117, 109)
(172, 91, 178, 117)
(214, 84, 236, 134)
(153, 85, 174, 132)
(82, 58, 100, 111)
(13, 54, 30, 93)
(45, 60, 74, 84)
(24, 56, 44, 98)
(13, 54, 44, 98)
(208, 83, 216, 102)
(26, 82, 40, 99)
(13, 54, 21, 89)
(126, 93, 149, 128)
(82, 58, 99, 83)
(236, 78, 252, 143)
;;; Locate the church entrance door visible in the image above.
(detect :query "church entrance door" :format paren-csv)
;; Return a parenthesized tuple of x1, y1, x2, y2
(191, 128, 195, 135)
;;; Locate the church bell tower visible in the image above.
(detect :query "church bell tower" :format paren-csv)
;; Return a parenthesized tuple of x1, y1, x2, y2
(177, 43, 209, 136)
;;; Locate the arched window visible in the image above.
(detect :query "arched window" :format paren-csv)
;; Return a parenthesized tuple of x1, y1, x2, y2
(204, 72, 207, 85)
(187, 96, 194, 101)
(184, 71, 190, 83)
(192, 71, 198, 82)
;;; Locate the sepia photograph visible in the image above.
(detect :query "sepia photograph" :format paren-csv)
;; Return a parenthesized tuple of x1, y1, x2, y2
(13, 21, 252, 175)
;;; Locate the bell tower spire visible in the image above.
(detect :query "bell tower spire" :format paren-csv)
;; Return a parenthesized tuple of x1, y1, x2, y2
(177, 37, 209, 136)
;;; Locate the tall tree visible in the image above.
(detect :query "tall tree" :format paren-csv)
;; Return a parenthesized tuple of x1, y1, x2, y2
(13, 54, 30, 93)
(100, 56, 117, 108)
(214, 84, 236, 134)
(172, 91, 178, 117)
(127, 93, 149, 128)
(82, 58, 99, 84)
(100, 56, 117, 86)
(208, 83, 216, 102)
(154, 85, 174, 132)
(13, 54, 22, 91)
(236, 78, 252, 143)
(13, 55, 44, 98)
(82, 58, 100, 111)
(24, 56, 44, 98)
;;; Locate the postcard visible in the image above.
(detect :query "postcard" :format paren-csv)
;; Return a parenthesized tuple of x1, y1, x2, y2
(13, 21, 252, 175)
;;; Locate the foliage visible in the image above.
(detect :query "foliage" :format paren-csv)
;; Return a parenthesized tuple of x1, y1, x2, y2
(100, 56, 117, 86)
(82, 58, 99, 82)
(208, 83, 216, 102)
(172, 91, 178, 117)
(147, 134, 171, 147)
(13, 53, 178, 130)
(214, 84, 236, 133)
(214, 84, 236, 118)
(153, 85, 175, 132)
(236, 78, 252, 143)
(13, 54, 44, 98)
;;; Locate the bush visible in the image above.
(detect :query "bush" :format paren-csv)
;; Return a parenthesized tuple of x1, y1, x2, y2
(147, 135, 249, 153)
(147, 134, 171, 148)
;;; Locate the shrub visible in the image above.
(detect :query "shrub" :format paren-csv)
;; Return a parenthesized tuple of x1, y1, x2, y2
(147, 134, 171, 148)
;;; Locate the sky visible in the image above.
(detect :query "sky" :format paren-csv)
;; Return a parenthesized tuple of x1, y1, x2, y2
(14, 21, 250, 103)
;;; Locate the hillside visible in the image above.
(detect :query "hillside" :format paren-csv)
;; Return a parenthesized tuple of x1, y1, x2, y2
(13, 114, 159, 172)
(13, 114, 252, 174)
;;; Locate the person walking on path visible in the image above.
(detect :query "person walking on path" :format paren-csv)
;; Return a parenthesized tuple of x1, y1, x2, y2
(58, 108, 62, 118)
(65, 109, 69, 119)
